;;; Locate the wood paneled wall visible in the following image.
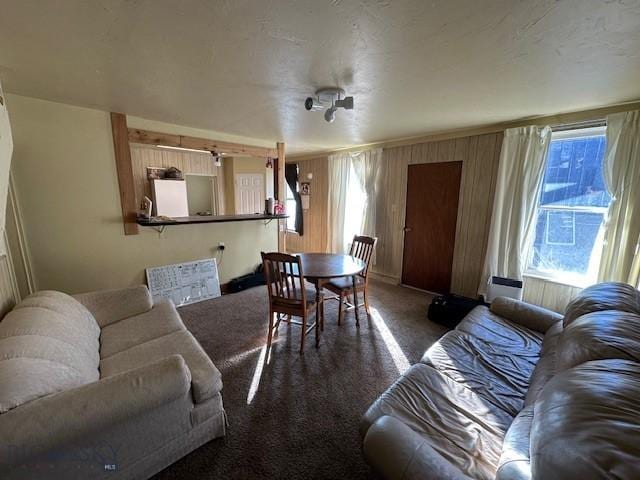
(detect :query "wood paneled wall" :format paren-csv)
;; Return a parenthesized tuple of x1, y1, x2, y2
(130, 144, 226, 213)
(522, 276, 581, 313)
(285, 156, 328, 253)
(373, 133, 503, 297)
(286, 131, 584, 309)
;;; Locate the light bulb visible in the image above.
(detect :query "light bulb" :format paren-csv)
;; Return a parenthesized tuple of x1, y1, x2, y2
(324, 107, 337, 123)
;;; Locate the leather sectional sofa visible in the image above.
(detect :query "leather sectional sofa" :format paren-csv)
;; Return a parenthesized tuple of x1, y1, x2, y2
(361, 282, 640, 479)
(0, 286, 226, 479)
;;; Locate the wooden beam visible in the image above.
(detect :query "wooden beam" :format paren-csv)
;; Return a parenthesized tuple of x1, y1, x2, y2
(111, 113, 139, 235)
(277, 142, 286, 252)
(128, 128, 278, 158)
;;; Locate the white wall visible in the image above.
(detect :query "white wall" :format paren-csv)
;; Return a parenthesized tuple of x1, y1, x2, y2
(7, 94, 277, 293)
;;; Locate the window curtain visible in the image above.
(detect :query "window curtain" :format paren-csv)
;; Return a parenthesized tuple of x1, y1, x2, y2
(0, 81, 13, 256)
(285, 163, 303, 235)
(598, 110, 640, 286)
(327, 153, 351, 253)
(351, 149, 382, 237)
(479, 125, 552, 295)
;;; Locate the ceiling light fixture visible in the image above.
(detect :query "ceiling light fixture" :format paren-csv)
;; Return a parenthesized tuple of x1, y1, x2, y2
(210, 151, 223, 167)
(305, 87, 354, 123)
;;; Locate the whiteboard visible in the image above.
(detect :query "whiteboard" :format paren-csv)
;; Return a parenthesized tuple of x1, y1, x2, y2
(146, 258, 221, 307)
(152, 179, 189, 217)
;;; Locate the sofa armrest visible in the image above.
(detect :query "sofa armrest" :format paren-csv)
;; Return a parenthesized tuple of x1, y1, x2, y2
(0, 355, 191, 469)
(490, 296, 562, 333)
(363, 416, 472, 480)
(73, 285, 153, 327)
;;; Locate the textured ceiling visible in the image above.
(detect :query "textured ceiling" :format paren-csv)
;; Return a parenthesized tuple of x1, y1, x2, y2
(1, 0, 639, 154)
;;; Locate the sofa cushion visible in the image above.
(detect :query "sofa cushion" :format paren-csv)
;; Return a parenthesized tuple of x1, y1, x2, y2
(490, 297, 562, 333)
(563, 282, 640, 327)
(420, 327, 540, 416)
(361, 363, 513, 480)
(0, 292, 101, 413)
(496, 406, 533, 480)
(100, 299, 185, 359)
(455, 306, 544, 351)
(556, 310, 640, 372)
(14, 290, 101, 340)
(100, 330, 222, 403)
(530, 359, 640, 479)
(524, 321, 562, 407)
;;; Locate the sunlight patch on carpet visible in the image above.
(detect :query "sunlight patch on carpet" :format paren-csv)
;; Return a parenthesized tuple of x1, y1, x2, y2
(247, 344, 269, 404)
(370, 307, 411, 374)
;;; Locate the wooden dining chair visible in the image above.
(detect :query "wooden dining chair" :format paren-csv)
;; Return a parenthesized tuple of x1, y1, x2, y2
(261, 252, 320, 354)
(324, 235, 378, 325)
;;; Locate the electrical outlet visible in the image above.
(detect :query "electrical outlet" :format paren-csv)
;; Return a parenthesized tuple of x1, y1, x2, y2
(218, 242, 225, 251)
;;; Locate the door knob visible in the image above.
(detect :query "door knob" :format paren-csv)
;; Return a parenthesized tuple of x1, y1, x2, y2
(403, 227, 412, 233)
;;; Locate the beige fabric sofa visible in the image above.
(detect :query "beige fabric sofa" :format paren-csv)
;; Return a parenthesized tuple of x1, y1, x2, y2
(0, 286, 226, 479)
(361, 282, 640, 479)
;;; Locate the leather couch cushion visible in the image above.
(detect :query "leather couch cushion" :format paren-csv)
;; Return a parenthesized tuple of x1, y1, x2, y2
(361, 363, 513, 480)
(496, 406, 533, 480)
(557, 310, 640, 372)
(421, 326, 540, 416)
(100, 299, 186, 358)
(490, 297, 562, 333)
(0, 291, 101, 413)
(524, 322, 562, 407)
(100, 330, 222, 403)
(564, 282, 640, 327)
(530, 359, 640, 479)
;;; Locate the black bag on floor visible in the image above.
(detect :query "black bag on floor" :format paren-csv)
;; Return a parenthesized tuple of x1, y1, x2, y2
(428, 294, 487, 328)
(227, 264, 266, 293)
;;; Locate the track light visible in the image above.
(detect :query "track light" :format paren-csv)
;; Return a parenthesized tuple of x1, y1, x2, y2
(324, 106, 337, 123)
(210, 151, 223, 167)
(304, 87, 354, 123)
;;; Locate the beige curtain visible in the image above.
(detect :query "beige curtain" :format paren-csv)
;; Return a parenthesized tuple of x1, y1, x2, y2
(598, 110, 640, 287)
(479, 126, 552, 295)
(0, 82, 13, 255)
(327, 149, 382, 254)
(326, 152, 351, 253)
(351, 148, 382, 238)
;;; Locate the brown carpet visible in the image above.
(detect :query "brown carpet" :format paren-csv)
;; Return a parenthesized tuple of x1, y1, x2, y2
(153, 279, 447, 480)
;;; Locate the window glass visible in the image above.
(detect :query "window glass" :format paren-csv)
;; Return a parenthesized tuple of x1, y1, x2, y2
(285, 182, 296, 231)
(528, 127, 609, 285)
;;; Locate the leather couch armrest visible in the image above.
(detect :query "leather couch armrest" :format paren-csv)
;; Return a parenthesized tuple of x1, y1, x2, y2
(363, 416, 472, 480)
(0, 355, 191, 469)
(490, 297, 563, 333)
(74, 285, 153, 327)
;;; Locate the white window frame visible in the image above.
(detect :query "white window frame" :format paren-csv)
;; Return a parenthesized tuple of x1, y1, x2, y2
(525, 125, 608, 287)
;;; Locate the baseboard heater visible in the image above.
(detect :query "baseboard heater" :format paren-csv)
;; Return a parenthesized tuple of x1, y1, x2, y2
(486, 276, 523, 303)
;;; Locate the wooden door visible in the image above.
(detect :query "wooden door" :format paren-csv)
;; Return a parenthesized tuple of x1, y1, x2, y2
(402, 162, 462, 293)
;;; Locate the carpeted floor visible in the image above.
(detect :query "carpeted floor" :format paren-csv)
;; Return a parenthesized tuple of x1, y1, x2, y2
(153, 279, 448, 480)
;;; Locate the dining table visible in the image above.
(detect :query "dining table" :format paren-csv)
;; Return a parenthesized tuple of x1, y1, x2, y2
(296, 252, 366, 328)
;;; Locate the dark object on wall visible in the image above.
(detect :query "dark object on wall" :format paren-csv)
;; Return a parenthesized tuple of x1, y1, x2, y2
(227, 264, 266, 293)
(428, 294, 487, 328)
(285, 163, 304, 235)
(164, 166, 183, 179)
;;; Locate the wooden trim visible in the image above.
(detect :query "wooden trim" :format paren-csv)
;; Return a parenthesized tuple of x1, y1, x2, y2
(277, 142, 286, 252)
(111, 113, 139, 235)
(289, 99, 640, 161)
(128, 128, 278, 158)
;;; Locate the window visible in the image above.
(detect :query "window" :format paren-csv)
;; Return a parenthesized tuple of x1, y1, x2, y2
(527, 126, 610, 286)
(343, 162, 367, 250)
(285, 182, 297, 231)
